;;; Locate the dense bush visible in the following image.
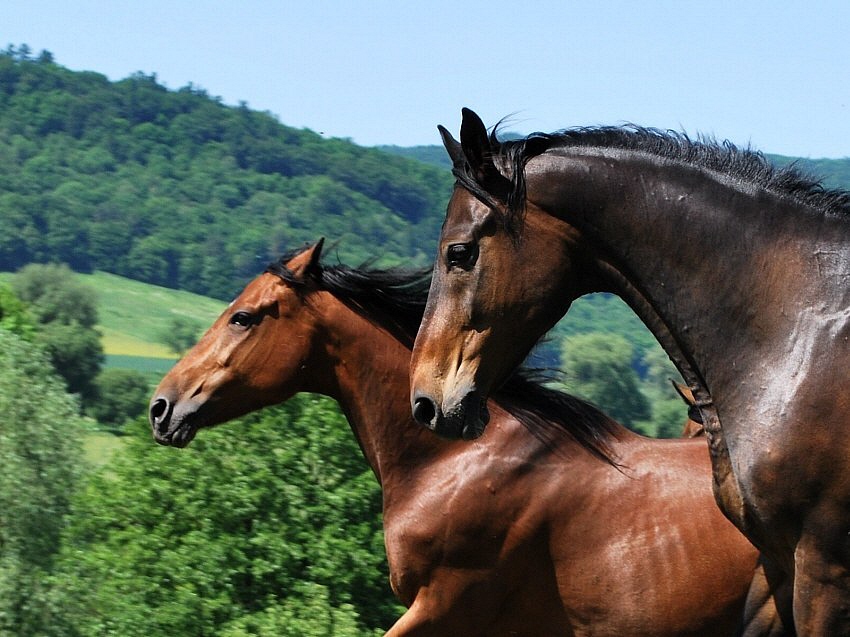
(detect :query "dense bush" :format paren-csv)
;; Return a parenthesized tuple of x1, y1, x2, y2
(0, 330, 88, 636)
(11, 263, 104, 403)
(51, 397, 398, 636)
(87, 368, 151, 430)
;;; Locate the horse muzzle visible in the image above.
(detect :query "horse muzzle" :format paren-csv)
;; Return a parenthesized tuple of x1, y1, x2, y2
(412, 389, 490, 440)
(149, 395, 202, 448)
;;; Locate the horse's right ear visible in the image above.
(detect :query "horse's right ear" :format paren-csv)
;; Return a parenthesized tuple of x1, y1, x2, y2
(459, 107, 510, 199)
(459, 108, 491, 171)
(287, 238, 324, 280)
(438, 124, 463, 168)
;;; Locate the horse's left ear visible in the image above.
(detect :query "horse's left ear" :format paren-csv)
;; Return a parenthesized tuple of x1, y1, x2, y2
(307, 237, 324, 272)
(439, 124, 463, 169)
(459, 108, 510, 199)
(287, 238, 324, 280)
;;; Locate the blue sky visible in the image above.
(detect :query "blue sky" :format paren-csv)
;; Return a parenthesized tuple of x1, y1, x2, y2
(4, 1, 849, 158)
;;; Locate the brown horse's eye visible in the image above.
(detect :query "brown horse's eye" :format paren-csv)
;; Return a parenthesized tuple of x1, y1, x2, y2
(229, 311, 255, 329)
(446, 242, 478, 269)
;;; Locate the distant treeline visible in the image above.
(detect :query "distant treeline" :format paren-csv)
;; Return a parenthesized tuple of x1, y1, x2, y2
(0, 47, 452, 300)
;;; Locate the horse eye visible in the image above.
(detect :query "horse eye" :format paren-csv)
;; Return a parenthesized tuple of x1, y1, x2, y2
(229, 311, 255, 328)
(446, 242, 478, 269)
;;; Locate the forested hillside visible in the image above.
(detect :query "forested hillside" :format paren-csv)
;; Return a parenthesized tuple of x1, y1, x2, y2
(0, 49, 452, 300)
(4, 46, 848, 300)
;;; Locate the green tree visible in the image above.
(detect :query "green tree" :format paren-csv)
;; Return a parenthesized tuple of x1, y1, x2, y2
(220, 582, 381, 637)
(52, 396, 397, 637)
(12, 263, 98, 328)
(0, 330, 88, 636)
(650, 397, 693, 438)
(87, 368, 151, 431)
(12, 263, 104, 402)
(158, 316, 202, 355)
(560, 332, 651, 429)
(638, 345, 689, 438)
(0, 282, 36, 339)
(37, 321, 103, 398)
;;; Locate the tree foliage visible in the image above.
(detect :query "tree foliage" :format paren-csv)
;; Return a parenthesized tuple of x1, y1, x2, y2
(0, 49, 452, 300)
(11, 263, 103, 402)
(51, 396, 398, 636)
(0, 330, 87, 636)
(158, 316, 202, 355)
(0, 282, 35, 339)
(560, 332, 651, 429)
(12, 263, 98, 327)
(87, 368, 151, 430)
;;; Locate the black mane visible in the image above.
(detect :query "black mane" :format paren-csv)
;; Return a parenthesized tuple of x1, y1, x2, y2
(266, 247, 431, 349)
(267, 246, 619, 463)
(481, 124, 850, 228)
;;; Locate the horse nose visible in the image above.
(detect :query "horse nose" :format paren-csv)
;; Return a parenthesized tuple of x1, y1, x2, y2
(149, 396, 172, 434)
(412, 393, 438, 430)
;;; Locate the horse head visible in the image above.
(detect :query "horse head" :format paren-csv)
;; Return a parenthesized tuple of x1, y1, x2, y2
(411, 109, 600, 439)
(149, 240, 325, 446)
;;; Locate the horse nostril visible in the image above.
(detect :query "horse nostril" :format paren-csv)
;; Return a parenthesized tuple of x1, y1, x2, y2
(412, 396, 438, 429)
(149, 397, 172, 432)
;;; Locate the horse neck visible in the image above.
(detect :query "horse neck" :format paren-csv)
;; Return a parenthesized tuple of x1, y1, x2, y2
(528, 150, 850, 418)
(311, 295, 447, 485)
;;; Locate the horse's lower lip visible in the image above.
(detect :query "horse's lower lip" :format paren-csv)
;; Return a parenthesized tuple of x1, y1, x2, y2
(154, 420, 198, 447)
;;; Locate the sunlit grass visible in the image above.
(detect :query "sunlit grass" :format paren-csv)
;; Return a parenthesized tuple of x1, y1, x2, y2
(80, 271, 226, 353)
(83, 431, 126, 468)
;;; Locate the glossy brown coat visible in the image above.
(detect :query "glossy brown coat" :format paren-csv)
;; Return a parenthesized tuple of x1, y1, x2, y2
(410, 108, 848, 634)
(151, 244, 779, 636)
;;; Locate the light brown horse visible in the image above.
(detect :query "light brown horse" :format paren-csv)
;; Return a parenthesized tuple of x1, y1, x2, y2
(409, 108, 848, 633)
(150, 242, 781, 636)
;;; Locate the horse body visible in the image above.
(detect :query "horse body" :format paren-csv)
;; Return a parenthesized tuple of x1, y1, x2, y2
(410, 108, 849, 633)
(528, 148, 850, 553)
(150, 244, 776, 636)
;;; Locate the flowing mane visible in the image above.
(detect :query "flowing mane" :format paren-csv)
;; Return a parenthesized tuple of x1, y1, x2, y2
(267, 246, 619, 462)
(455, 124, 850, 231)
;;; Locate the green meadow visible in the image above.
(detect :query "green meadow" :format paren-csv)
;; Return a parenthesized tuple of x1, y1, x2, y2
(80, 271, 227, 359)
(2, 269, 227, 365)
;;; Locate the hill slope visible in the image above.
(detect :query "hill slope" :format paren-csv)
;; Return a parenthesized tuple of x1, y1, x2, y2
(0, 50, 452, 300)
(81, 271, 225, 358)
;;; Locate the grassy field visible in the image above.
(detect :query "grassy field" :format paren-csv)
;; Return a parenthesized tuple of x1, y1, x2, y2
(81, 271, 226, 358)
(83, 431, 127, 467)
(1, 269, 226, 360)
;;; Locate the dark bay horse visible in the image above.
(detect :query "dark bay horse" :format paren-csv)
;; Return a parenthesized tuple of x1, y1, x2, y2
(410, 107, 850, 634)
(150, 242, 781, 636)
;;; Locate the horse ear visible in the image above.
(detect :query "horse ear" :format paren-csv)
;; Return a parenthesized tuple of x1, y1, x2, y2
(670, 379, 695, 407)
(459, 108, 510, 199)
(438, 124, 463, 168)
(287, 238, 324, 280)
(308, 237, 324, 272)
(459, 108, 491, 170)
